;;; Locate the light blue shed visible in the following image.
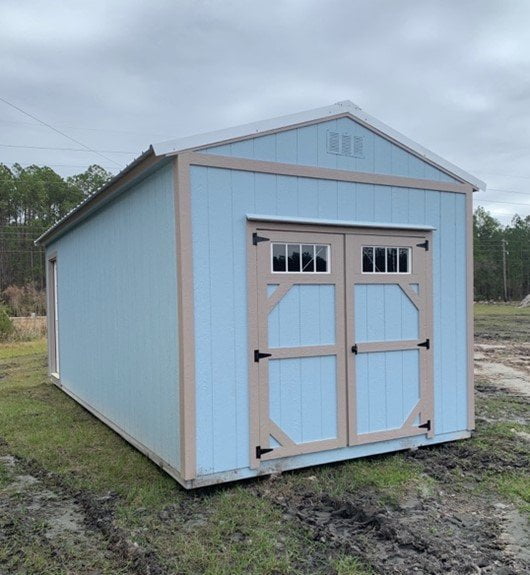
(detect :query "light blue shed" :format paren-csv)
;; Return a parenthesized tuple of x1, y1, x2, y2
(37, 101, 486, 489)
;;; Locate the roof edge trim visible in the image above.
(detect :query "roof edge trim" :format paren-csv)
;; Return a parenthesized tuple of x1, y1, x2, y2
(246, 214, 437, 231)
(35, 148, 160, 246)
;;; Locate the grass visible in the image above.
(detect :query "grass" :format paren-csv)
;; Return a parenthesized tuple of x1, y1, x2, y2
(0, 304, 527, 573)
(0, 338, 373, 574)
(474, 302, 530, 341)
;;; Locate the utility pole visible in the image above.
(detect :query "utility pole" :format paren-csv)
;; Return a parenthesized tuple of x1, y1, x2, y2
(501, 239, 508, 302)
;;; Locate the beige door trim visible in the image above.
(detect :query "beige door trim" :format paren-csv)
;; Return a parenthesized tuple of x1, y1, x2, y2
(346, 231, 434, 445)
(248, 226, 348, 468)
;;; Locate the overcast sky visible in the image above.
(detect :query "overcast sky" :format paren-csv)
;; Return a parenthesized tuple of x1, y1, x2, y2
(1, 0, 529, 224)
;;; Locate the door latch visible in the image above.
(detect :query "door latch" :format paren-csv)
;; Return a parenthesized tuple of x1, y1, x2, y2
(351, 344, 358, 355)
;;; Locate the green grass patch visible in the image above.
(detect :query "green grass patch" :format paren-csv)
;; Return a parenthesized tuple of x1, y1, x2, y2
(121, 487, 325, 575)
(493, 472, 530, 513)
(333, 555, 374, 575)
(474, 303, 530, 341)
(279, 453, 425, 501)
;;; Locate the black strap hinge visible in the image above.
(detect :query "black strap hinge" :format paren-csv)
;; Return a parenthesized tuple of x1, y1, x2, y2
(417, 338, 430, 350)
(254, 350, 272, 363)
(416, 240, 429, 251)
(418, 420, 431, 431)
(351, 344, 358, 355)
(252, 232, 269, 245)
(256, 445, 274, 459)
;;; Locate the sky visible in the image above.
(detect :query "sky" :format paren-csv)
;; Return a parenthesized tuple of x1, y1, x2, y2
(1, 0, 529, 225)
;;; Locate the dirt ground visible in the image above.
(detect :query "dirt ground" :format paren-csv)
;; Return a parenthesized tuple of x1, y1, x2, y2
(0, 329, 528, 573)
(261, 340, 529, 574)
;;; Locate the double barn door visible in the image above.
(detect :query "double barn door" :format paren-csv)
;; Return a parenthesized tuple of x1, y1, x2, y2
(249, 224, 433, 467)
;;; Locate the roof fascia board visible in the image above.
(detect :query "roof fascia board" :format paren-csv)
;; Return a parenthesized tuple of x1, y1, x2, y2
(36, 150, 163, 246)
(154, 101, 485, 191)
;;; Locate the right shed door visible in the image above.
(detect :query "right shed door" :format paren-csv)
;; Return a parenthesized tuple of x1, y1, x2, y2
(345, 233, 434, 445)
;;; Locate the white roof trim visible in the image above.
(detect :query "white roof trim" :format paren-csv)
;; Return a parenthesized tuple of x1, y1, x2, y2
(154, 101, 486, 190)
(246, 214, 436, 232)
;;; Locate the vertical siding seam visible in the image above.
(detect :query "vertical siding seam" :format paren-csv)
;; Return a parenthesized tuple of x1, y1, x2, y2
(454, 193, 459, 427)
(299, 358, 303, 442)
(230, 170, 239, 468)
(206, 168, 215, 472)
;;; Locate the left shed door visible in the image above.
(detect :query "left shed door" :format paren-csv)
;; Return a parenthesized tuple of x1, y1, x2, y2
(249, 228, 347, 467)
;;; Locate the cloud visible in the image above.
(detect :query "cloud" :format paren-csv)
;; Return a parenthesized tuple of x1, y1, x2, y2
(0, 0, 529, 223)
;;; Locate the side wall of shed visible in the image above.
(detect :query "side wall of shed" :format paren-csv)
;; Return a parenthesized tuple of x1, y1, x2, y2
(189, 166, 469, 477)
(47, 163, 180, 470)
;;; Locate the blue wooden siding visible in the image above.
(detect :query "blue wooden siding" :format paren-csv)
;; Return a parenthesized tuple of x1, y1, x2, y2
(191, 166, 468, 476)
(48, 163, 180, 470)
(268, 285, 335, 348)
(269, 356, 338, 443)
(355, 284, 419, 342)
(201, 117, 458, 183)
(356, 350, 420, 433)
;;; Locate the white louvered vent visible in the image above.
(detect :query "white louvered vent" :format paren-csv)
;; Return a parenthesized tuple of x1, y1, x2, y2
(353, 136, 364, 158)
(327, 131, 340, 154)
(326, 131, 364, 158)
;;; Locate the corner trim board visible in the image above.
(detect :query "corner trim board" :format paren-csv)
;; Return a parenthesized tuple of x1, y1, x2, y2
(466, 191, 475, 430)
(188, 152, 474, 194)
(173, 154, 197, 480)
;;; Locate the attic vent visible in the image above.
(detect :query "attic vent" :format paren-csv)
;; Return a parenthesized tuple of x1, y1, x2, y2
(328, 131, 340, 154)
(353, 136, 364, 158)
(326, 131, 364, 158)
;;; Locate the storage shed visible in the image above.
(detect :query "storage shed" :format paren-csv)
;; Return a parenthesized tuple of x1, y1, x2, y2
(36, 101, 486, 489)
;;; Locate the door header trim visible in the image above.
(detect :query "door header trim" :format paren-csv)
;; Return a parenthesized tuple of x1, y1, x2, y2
(246, 214, 436, 232)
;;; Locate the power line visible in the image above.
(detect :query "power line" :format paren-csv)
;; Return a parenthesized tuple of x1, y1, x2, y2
(0, 118, 173, 138)
(476, 171, 530, 180)
(486, 188, 529, 196)
(0, 143, 135, 154)
(16, 163, 118, 170)
(474, 199, 530, 207)
(0, 96, 122, 168)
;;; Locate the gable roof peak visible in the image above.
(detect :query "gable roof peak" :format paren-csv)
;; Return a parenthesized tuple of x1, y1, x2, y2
(153, 102, 485, 190)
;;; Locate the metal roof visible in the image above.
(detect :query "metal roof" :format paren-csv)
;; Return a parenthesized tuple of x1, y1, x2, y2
(36, 101, 485, 245)
(153, 100, 486, 190)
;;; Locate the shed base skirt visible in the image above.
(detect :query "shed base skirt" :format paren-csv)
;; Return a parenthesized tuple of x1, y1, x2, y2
(186, 430, 471, 489)
(51, 376, 470, 490)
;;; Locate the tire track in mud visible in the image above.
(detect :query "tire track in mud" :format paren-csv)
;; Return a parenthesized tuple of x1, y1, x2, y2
(258, 382, 529, 575)
(0, 450, 167, 575)
(262, 481, 528, 575)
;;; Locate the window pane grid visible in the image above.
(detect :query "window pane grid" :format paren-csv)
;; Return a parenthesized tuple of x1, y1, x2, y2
(362, 246, 411, 274)
(271, 243, 330, 273)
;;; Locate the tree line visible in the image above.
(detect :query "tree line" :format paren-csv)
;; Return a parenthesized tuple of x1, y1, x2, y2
(473, 206, 529, 301)
(0, 163, 112, 293)
(0, 163, 528, 312)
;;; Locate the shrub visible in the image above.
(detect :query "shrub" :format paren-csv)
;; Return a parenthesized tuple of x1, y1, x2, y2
(2, 283, 46, 316)
(0, 306, 14, 340)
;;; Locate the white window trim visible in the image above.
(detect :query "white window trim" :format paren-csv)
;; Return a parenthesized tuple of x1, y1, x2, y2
(361, 246, 412, 275)
(49, 257, 60, 376)
(271, 243, 331, 274)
